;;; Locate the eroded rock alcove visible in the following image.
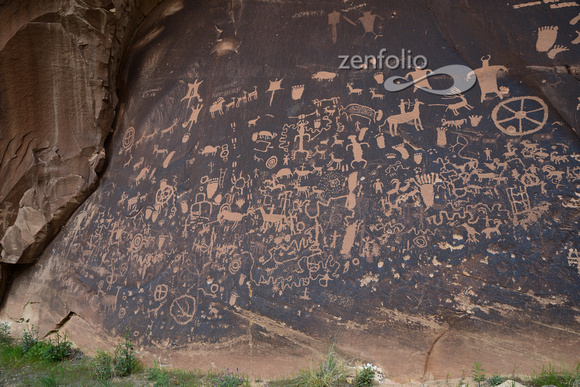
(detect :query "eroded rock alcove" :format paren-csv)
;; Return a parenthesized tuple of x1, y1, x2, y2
(1, 0, 579, 380)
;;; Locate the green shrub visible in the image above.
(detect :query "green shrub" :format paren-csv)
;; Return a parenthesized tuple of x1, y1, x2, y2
(209, 368, 249, 387)
(39, 375, 60, 387)
(472, 362, 486, 387)
(92, 350, 114, 381)
(20, 324, 40, 353)
(298, 344, 347, 387)
(531, 363, 580, 387)
(42, 332, 73, 363)
(355, 364, 375, 386)
(0, 322, 11, 343)
(146, 360, 169, 387)
(488, 375, 505, 386)
(113, 329, 138, 377)
(91, 329, 139, 380)
(23, 341, 52, 361)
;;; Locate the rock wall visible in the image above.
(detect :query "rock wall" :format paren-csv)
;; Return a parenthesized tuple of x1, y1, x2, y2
(0, 0, 162, 265)
(1, 0, 579, 381)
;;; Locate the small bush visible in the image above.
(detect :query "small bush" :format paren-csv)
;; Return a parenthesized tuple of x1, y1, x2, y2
(488, 375, 505, 386)
(20, 324, 40, 353)
(472, 362, 486, 387)
(355, 364, 375, 386)
(298, 344, 347, 387)
(113, 329, 138, 377)
(42, 332, 73, 362)
(92, 350, 114, 381)
(91, 329, 139, 380)
(531, 363, 580, 387)
(0, 321, 11, 343)
(39, 375, 60, 387)
(209, 368, 249, 387)
(147, 360, 169, 387)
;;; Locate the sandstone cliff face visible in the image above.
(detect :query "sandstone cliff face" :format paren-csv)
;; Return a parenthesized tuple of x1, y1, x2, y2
(1, 0, 580, 381)
(0, 0, 162, 265)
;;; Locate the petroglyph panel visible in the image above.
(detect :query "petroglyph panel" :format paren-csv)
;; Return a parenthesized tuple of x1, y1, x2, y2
(3, 0, 579, 378)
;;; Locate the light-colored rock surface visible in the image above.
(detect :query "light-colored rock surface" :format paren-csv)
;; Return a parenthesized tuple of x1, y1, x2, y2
(0, 0, 163, 264)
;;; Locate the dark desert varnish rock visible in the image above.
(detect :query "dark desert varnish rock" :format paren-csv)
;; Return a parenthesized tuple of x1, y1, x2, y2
(0, 0, 579, 380)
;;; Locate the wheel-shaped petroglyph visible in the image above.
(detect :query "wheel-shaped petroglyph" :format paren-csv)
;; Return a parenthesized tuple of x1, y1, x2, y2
(170, 295, 197, 325)
(123, 127, 135, 149)
(492, 96, 548, 136)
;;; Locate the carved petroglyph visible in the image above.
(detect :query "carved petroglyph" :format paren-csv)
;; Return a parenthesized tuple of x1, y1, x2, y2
(42, 10, 580, 349)
(492, 96, 548, 136)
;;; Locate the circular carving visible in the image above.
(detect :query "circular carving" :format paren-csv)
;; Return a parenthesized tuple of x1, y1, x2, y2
(154, 284, 168, 301)
(156, 182, 175, 206)
(228, 259, 241, 275)
(170, 295, 197, 325)
(414, 236, 428, 248)
(131, 233, 145, 251)
(491, 96, 548, 136)
(122, 127, 135, 149)
(265, 156, 278, 169)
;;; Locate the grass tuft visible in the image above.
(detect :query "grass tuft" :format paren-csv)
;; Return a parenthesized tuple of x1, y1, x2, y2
(531, 363, 580, 387)
(297, 344, 348, 387)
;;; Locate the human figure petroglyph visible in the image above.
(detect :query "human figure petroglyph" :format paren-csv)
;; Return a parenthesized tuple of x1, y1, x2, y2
(266, 78, 283, 106)
(181, 79, 203, 107)
(357, 11, 383, 39)
(346, 135, 369, 168)
(405, 67, 433, 92)
(467, 55, 509, 103)
(183, 104, 203, 130)
(382, 99, 424, 136)
(293, 122, 311, 159)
